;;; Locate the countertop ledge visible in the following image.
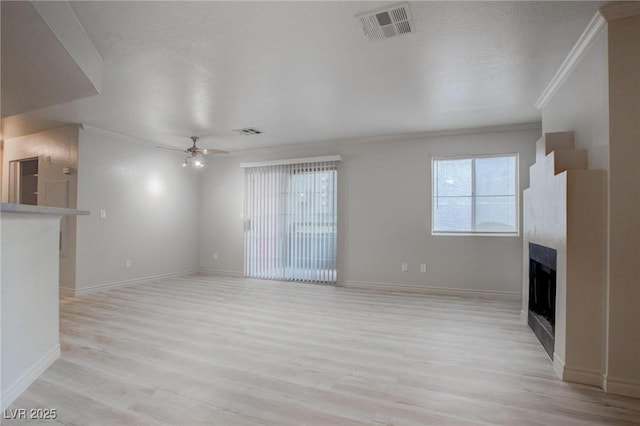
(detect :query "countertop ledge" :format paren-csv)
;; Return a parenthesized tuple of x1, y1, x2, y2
(1, 203, 90, 216)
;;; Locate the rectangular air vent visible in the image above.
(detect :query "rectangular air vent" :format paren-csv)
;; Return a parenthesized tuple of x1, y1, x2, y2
(356, 3, 414, 42)
(233, 127, 263, 135)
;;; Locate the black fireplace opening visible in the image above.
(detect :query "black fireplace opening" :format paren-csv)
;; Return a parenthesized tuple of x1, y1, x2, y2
(528, 243, 557, 359)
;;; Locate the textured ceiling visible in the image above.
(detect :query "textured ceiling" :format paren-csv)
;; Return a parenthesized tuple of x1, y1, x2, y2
(2, 1, 606, 150)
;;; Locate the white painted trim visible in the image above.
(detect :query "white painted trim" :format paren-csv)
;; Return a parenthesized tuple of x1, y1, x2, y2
(224, 122, 542, 159)
(240, 155, 342, 168)
(604, 375, 640, 398)
(74, 269, 201, 296)
(534, 11, 606, 109)
(1, 344, 60, 410)
(80, 124, 159, 148)
(199, 269, 245, 278)
(343, 280, 521, 302)
(553, 353, 565, 380)
(563, 366, 604, 388)
(553, 354, 604, 388)
(82, 122, 541, 159)
(520, 309, 528, 324)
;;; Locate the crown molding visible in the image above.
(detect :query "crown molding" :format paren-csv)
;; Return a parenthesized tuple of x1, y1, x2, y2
(220, 121, 542, 159)
(534, 11, 607, 110)
(80, 124, 159, 147)
(81, 121, 541, 159)
(600, 2, 640, 22)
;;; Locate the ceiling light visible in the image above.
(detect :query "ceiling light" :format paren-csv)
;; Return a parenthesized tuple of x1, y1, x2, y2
(182, 156, 205, 168)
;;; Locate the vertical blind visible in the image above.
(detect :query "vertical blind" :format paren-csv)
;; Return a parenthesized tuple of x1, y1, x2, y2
(243, 158, 339, 283)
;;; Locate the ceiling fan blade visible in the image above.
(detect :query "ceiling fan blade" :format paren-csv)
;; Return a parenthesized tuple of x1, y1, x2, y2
(202, 149, 229, 155)
(156, 145, 186, 153)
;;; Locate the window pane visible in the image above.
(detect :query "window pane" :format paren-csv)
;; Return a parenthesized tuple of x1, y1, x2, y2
(475, 195, 516, 232)
(475, 156, 516, 196)
(432, 155, 517, 234)
(435, 159, 472, 197)
(433, 196, 472, 232)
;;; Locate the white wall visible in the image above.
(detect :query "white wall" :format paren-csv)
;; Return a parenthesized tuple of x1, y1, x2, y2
(75, 128, 200, 293)
(1, 125, 80, 289)
(606, 13, 640, 398)
(542, 30, 609, 171)
(200, 126, 540, 296)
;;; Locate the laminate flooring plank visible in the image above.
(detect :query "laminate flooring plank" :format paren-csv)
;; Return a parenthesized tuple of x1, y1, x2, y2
(7, 274, 640, 425)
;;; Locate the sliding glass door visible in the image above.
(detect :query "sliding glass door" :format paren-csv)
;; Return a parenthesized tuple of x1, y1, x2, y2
(244, 160, 338, 283)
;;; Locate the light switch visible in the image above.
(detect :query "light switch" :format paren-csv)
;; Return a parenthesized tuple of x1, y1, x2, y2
(99, 209, 107, 219)
(401, 263, 408, 272)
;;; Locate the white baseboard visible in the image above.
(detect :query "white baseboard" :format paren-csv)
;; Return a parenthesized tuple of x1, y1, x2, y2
(1, 344, 60, 410)
(553, 353, 565, 380)
(74, 269, 201, 296)
(563, 366, 604, 388)
(520, 309, 528, 324)
(604, 375, 640, 398)
(199, 269, 245, 278)
(343, 280, 521, 302)
(553, 354, 604, 388)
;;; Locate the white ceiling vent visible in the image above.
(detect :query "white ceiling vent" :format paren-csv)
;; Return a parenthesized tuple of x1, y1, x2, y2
(233, 127, 263, 135)
(356, 3, 414, 42)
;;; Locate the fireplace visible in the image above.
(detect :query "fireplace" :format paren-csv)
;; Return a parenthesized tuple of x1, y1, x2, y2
(528, 243, 557, 359)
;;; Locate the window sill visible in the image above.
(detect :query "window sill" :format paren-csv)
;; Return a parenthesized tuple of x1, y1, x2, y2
(431, 232, 520, 237)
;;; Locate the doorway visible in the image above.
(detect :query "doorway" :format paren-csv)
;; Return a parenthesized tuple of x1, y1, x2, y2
(8, 157, 39, 205)
(244, 160, 338, 283)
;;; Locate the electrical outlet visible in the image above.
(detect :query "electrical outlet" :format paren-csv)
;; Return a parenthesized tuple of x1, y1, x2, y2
(213, 253, 218, 260)
(99, 209, 107, 219)
(125, 259, 131, 268)
(420, 264, 427, 273)
(401, 263, 408, 272)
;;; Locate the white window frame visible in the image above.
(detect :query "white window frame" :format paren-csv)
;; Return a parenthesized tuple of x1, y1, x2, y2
(431, 153, 519, 237)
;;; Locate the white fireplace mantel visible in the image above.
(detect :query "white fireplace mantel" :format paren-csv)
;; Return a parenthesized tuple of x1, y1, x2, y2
(522, 131, 606, 387)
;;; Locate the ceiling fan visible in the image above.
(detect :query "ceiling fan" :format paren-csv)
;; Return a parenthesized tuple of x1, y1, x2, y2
(158, 136, 228, 168)
(185, 136, 227, 157)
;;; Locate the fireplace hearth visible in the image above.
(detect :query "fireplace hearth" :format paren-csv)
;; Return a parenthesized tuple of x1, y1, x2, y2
(528, 243, 557, 359)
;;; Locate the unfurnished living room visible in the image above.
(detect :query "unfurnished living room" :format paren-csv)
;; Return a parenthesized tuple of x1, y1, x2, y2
(1, 1, 639, 424)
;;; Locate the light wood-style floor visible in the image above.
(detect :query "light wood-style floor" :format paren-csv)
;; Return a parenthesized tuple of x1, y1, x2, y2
(6, 274, 640, 425)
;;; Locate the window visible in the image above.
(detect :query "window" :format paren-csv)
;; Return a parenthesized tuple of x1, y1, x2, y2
(432, 154, 518, 235)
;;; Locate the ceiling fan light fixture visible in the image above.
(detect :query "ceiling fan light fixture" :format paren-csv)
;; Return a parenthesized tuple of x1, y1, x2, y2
(163, 135, 227, 167)
(182, 156, 205, 168)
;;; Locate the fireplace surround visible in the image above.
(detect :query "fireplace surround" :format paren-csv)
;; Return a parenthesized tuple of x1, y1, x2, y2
(522, 131, 605, 387)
